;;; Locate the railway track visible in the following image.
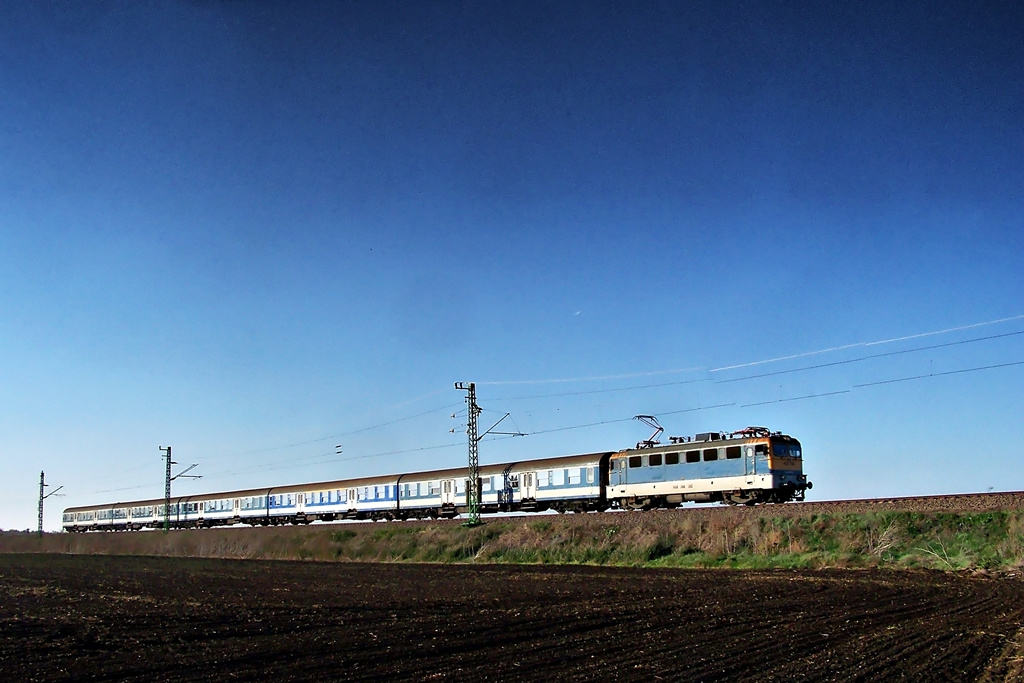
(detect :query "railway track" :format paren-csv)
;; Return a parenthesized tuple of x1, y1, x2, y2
(524, 490, 1024, 526)
(328, 489, 1024, 527)
(772, 490, 1024, 515)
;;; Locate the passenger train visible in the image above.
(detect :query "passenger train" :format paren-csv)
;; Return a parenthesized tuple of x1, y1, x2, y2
(62, 427, 810, 532)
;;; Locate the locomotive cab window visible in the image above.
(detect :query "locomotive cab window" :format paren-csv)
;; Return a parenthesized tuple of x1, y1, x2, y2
(703, 449, 718, 461)
(628, 456, 643, 468)
(726, 446, 741, 459)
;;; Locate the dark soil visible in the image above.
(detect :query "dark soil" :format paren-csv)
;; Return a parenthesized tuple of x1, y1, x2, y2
(2, 554, 1023, 682)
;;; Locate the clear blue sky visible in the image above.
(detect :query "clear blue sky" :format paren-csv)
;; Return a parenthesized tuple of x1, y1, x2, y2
(2, 2, 1021, 530)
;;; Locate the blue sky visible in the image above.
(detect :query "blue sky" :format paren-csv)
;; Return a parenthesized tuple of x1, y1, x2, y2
(1, 2, 1022, 530)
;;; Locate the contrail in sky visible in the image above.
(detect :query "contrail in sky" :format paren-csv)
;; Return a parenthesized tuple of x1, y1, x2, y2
(710, 314, 1024, 372)
(481, 314, 1024, 384)
(479, 367, 704, 386)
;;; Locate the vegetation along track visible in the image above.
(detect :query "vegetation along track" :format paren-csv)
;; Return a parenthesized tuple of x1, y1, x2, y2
(5, 490, 1024, 572)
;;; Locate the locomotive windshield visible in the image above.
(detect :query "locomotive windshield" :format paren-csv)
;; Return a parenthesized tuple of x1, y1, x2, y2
(772, 442, 801, 458)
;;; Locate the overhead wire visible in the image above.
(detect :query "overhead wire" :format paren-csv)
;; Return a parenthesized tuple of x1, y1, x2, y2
(711, 313, 1024, 372)
(204, 401, 462, 461)
(83, 316, 1024, 498)
(489, 376, 712, 401)
(511, 401, 738, 438)
(472, 314, 1024, 385)
(478, 367, 704, 386)
(716, 330, 1024, 384)
(477, 324, 1024, 402)
(853, 359, 1024, 388)
(184, 355, 1024, 484)
(740, 390, 852, 408)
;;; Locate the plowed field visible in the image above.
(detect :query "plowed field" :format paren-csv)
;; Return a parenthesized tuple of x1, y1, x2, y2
(2, 554, 1023, 682)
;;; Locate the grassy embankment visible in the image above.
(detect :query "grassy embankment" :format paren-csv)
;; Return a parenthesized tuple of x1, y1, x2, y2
(4, 510, 1024, 571)
(2, 511, 1024, 573)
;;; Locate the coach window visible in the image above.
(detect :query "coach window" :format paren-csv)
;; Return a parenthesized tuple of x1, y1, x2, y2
(586, 467, 595, 484)
(686, 450, 700, 463)
(628, 456, 643, 468)
(726, 446, 741, 459)
(649, 453, 662, 467)
(703, 449, 718, 461)
(665, 452, 679, 465)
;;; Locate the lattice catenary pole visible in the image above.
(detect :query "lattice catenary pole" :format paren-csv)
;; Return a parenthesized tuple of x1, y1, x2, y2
(38, 471, 63, 537)
(454, 382, 482, 527)
(160, 446, 172, 531)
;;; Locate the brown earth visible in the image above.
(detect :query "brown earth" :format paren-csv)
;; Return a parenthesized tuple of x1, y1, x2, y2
(2, 554, 1024, 682)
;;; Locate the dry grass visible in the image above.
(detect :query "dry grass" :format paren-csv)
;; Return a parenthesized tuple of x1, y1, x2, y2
(5, 508, 1024, 571)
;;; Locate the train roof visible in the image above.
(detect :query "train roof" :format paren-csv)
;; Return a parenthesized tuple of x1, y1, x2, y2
(608, 429, 799, 456)
(63, 450, 615, 514)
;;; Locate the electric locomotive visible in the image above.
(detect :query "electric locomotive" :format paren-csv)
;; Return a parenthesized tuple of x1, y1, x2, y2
(607, 426, 810, 508)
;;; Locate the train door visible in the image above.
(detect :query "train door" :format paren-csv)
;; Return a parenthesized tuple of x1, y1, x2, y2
(744, 445, 756, 476)
(441, 479, 456, 506)
(347, 488, 358, 512)
(613, 459, 626, 487)
(296, 493, 306, 514)
(521, 471, 537, 499)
